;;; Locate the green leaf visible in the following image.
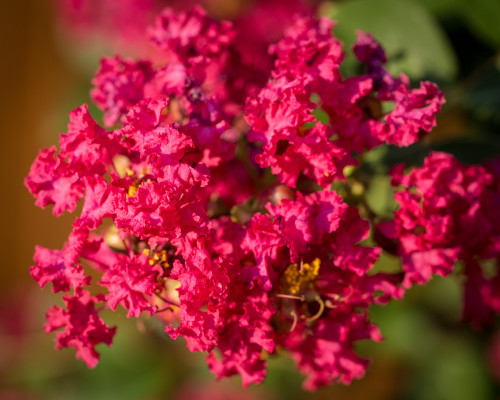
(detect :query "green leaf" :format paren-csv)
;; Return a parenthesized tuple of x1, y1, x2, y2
(362, 143, 429, 174)
(324, 0, 458, 82)
(431, 135, 500, 163)
(364, 174, 397, 218)
(463, 56, 500, 126)
(414, 0, 460, 17)
(457, 0, 500, 48)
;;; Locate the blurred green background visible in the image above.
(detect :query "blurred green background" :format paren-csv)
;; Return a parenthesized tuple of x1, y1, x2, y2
(1, 0, 500, 399)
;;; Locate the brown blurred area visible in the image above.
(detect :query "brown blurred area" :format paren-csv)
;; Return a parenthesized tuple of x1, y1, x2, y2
(0, 0, 78, 290)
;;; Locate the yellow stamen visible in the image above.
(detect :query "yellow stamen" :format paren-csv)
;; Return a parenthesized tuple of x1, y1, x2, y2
(127, 179, 140, 198)
(125, 168, 135, 177)
(283, 258, 321, 294)
(127, 186, 137, 197)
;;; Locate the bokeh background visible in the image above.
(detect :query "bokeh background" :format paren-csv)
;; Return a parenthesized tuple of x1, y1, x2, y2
(1, 0, 500, 399)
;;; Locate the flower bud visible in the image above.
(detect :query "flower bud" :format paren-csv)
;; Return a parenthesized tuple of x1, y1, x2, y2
(104, 225, 127, 253)
(270, 184, 296, 205)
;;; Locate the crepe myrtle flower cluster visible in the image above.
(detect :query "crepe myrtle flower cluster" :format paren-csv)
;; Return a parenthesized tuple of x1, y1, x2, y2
(26, 6, 499, 390)
(377, 153, 500, 327)
(55, 0, 319, 61)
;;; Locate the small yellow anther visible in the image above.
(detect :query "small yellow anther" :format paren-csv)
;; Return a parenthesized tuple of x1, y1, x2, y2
(125, 168, 135, 177)
(127, 185, 138, 198)
(283, 258, 321, 294)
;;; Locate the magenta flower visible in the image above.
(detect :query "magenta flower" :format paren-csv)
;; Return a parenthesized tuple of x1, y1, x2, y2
(45, 289, 116, 368)
(246, 19, 444, 188)
(25, 5, 474, 391)
(378, 152, 500, 326)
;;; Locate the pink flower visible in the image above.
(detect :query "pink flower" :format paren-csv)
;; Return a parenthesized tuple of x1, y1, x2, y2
(269, 16, 343, 85)
(246, 17, 444, 188)
(148, 6, 235, 62)
(27, 5, 453, 390)
(284, 314, 382, 390)
(206, 290, 275, 387)
(25, 105, 116, 215)
(30, 245, 88, 293)
(242, 214, 285, 291)
(165, 242, 231, 352)
(45, 289, 116, 368)
(379, 152, 500, 326)
(91, 56, 154, 126)
(99, 253, 163, 317)
(25, 146, 85, 215)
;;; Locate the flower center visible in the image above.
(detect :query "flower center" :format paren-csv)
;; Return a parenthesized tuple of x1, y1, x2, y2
(283, 258, 320, 295)
(125, 167, 151, 198)
(143, 248, 171, 269)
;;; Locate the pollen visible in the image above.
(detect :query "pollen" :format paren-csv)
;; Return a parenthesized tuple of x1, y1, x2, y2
(127, 183, 139, 198)
(125, 167, 149, 198)
(125, 168, 135, 177)
(144, 249, 171, 269)
(283, 258, 321, 294)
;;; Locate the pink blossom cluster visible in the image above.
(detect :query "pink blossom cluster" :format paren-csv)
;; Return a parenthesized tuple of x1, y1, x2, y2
(54, 0, 318, 61)
(26, 6, 471, 390)
(55, 0, 161, 53)
(378, 152, 500, 327)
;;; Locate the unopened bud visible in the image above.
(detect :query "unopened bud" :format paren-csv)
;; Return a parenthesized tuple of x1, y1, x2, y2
(105, 225, 127, 253)
(112, 155, 131, 178)
(270, 184, 296, 205)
